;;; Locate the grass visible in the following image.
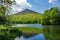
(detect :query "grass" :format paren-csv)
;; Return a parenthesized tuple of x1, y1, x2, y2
(17, 27, 41, 33)
(13, 27, 42, 37)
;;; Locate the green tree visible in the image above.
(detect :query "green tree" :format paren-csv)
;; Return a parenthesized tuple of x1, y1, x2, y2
(42, 7, 60, 25)
(0, 0, 15, 25)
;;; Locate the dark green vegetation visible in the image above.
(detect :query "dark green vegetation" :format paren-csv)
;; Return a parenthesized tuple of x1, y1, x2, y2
(43, 25, 60, 40)
(0, 25, 22, 40)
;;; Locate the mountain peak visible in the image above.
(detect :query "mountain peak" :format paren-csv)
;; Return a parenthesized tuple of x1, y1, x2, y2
(16, 9, 41, 14)
(22, 9, 34, 13)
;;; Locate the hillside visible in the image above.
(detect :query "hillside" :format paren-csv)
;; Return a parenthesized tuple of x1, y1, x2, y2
(8, 9, 42, 24)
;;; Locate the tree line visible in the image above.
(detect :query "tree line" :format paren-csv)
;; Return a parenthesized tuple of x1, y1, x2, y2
(42, 7, 60, 25)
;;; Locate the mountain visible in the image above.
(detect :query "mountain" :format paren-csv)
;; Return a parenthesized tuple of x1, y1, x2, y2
(9, 9, 42, 24)
(14, 9, 41, 15)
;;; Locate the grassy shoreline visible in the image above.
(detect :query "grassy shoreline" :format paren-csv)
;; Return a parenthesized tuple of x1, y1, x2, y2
(0, 25, 41, 39)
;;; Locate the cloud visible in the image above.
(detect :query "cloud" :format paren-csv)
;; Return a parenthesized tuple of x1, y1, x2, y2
(15, 0, 32, 8)
(10, 0, 32, 14)
(48, 0, 58, 4)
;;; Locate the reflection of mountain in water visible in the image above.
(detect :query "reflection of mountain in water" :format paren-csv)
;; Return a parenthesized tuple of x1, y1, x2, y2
(15, 34, 45, 40)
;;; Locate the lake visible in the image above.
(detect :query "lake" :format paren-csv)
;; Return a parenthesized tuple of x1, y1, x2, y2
(13, 24, 60, 40)
(15, 33, 45, 40)
(12, 24, 42, 28)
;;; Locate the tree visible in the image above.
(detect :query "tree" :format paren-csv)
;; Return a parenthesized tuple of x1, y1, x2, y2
(42, 10, 50, 25)
(0, 0, 15, 25)
(42, 7, 60, 25)
(49, 7, 60, 24)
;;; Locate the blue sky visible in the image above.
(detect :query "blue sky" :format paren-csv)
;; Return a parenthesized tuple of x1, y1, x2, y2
(28, 0, 60, 13)
(11, 0, 60, 14)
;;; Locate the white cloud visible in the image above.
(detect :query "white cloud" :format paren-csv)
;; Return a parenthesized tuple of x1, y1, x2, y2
(10, 0, 32, 14)
(15, 0, 32, 8)
(48, 0, 58, 4)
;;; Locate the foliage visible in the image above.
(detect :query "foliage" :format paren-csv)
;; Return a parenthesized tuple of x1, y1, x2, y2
(7, 7, 60, 25)
(0, 0, 15, 25)
(42, 7, 60, 25)
(0, 25, 22, 40)
(9, 13, 42, 24)
(0, 6, 60, 25)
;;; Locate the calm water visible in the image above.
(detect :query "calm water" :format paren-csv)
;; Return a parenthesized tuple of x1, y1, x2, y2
(15, 34, 46, 40)
(14, 24, 60, 40)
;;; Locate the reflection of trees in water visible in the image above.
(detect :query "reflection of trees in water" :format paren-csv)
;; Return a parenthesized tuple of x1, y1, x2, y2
(42, 25, 60, 40)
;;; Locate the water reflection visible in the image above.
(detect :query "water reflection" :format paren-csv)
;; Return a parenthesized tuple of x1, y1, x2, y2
(28, 34, 45, 40)
(42, 25, 60, 40)
(14, 24, 60, 40)
(15, 34, 46, 40)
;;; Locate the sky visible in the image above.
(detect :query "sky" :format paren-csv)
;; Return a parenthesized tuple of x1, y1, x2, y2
(11, 0, 60, 14)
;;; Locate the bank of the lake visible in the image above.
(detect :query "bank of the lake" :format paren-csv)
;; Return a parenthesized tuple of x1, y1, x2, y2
(0, 25, 42, 40)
